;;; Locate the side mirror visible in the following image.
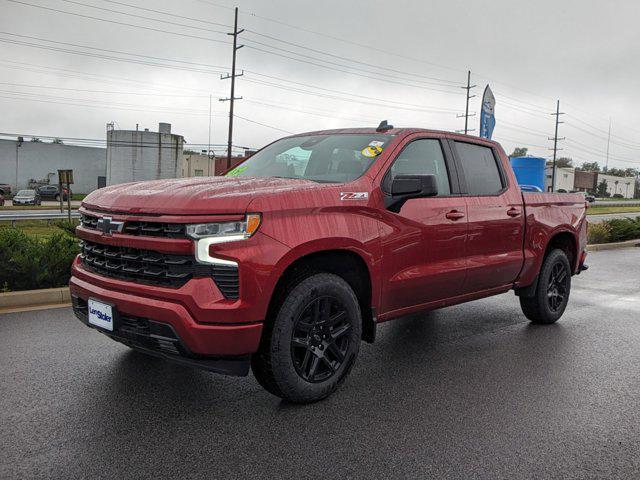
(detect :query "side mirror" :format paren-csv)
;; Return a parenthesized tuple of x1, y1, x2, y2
(385, 174, 438, 212)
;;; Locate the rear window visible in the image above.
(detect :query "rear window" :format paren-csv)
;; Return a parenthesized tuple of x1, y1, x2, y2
(454, 142, 504, 195)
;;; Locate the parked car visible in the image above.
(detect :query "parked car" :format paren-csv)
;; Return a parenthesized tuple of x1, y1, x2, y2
(12, 189, 41, 206)
(36, 185, 71, 201)
(0, 183, 11, 196)
(585, 194, 596, 203)
(71, 126, 588, 403)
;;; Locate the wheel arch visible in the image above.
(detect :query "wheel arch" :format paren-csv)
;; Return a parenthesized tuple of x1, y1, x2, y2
(266, 248, 377, 344)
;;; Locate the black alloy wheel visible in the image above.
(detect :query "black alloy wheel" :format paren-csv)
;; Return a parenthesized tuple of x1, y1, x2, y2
(290, 296, 352, 383)
(547, 261, 569, 312)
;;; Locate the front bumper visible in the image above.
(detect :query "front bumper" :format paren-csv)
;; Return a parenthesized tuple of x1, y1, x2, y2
(70, 268, 263, 361)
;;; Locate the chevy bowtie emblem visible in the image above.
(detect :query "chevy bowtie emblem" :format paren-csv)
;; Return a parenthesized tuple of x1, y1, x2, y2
(97, 216, 124, 236)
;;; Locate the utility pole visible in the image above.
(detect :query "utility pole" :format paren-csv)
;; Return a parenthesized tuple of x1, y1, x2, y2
(220, 6, 244, 170)
(605, 118, 611, 171)
(456, 70, 476, 134)
(549, 99, 565, 192)
(208, 93, 213, 174)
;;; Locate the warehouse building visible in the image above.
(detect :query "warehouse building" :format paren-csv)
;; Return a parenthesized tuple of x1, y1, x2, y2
(106, 123, 184, 185)
(0, 138, 106, 194)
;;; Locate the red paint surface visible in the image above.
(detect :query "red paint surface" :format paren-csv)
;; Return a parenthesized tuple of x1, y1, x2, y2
(71, 128, 587, 356)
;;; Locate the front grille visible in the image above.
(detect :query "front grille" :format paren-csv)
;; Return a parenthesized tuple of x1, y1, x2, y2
(81, 214, 186, 239)
(79, 240, 240, 298)
(80, 240, 211, 288)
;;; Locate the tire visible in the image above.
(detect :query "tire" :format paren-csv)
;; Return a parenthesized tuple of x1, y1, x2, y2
(55, 194, 60, 201)
(520, 249, 572, 324)
(251, 273, 362, 403)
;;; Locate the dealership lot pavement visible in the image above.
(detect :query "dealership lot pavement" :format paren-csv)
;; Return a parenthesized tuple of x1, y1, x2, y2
(1, 248, 639, 479)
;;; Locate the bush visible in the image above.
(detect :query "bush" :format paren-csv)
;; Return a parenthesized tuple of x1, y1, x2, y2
(613, 193, 624, 198)
(606, 217, 640, 242)
(588, 222, 611, 244)
(0, 228, 79, 291)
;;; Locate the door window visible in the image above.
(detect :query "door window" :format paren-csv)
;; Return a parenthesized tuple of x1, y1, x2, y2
(383, 139, 451, 195)
(454, 142, 504, 195)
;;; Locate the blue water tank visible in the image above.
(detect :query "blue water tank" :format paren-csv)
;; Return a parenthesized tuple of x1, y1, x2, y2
(509, 156, 546, 191)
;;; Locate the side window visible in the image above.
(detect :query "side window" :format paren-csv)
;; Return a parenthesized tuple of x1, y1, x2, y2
(454, 142, 504, 195)
(383, 139, 451, 195)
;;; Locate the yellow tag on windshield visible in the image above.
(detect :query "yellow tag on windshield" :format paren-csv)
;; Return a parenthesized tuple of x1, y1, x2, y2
(361, 145, 383, 158)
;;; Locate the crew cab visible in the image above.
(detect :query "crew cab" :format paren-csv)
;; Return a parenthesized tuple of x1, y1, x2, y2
(70, 126, 588, 403)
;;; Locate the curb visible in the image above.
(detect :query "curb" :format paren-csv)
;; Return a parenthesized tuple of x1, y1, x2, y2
(0, 287, 70, 311)
(588, 239, 640, 251)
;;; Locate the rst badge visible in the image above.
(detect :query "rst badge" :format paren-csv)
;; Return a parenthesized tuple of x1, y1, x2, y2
(340, 192, 369, 201)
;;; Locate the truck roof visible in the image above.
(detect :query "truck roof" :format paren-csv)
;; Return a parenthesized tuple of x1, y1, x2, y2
(288, 127, 502, 148)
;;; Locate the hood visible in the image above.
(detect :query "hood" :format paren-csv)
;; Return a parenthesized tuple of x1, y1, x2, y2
(82, 176, 324, 215)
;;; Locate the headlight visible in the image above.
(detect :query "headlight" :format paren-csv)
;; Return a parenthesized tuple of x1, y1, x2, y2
(186, 214, 261, 243)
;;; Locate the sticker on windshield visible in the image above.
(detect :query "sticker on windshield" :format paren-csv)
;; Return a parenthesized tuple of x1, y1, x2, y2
(361, 145, 383, 158)
(340, 192, 369, 201)
(225, 165, 248, 177)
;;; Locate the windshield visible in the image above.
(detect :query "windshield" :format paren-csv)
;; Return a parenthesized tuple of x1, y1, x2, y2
(17, 190, 34, 196)
(226, 134, 394, 183)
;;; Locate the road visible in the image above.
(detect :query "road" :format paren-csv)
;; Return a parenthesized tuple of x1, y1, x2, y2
(2, 248, 640, 479)
(588, 211, 640, 223)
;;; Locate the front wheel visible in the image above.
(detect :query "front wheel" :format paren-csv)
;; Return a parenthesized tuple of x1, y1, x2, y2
(252, 273, 362, 403)
(520, 248, 572, 324)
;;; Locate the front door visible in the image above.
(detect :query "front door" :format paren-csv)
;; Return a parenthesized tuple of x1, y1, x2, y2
(379, 137, 468, 315)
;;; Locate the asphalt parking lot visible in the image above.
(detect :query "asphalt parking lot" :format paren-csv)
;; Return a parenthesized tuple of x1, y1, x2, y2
(1, 248, 639, 479)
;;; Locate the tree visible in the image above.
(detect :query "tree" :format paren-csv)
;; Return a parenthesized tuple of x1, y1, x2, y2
(549, 157, 573, 168)
(52, 138, 64, 144)
(579, 161, 600, 172)
(596, 179, 609, 197)
(510, 147, 528, 157)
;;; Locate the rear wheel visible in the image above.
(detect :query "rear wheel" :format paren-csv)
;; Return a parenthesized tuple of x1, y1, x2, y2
(520, 248, 572, 324)
(55, 194, 60, 201)
(252, 273, 361, 403)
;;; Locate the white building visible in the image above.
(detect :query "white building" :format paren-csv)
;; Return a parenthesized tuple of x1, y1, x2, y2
(0, 138, 106, 194)
(106, 123, 184, 186)
(182, 152, 214, 177)
(545, 166, 575, 192)
(545, 165, 636, 198)
(597, 173, 636, 198)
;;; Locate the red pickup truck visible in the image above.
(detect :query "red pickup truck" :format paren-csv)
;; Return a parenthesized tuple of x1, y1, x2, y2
(71, 126, 588, 403)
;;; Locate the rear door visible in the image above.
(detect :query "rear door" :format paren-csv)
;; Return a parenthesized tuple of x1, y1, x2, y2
(450, 140, 525, 293)
(378, 135, 468, 314)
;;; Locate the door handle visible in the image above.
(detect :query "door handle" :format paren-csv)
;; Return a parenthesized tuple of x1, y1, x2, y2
(507, 207, 521, 217)
(445, 210, 465, 220)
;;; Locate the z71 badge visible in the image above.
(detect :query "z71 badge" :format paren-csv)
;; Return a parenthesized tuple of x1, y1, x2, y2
(340, 192, 369, 201)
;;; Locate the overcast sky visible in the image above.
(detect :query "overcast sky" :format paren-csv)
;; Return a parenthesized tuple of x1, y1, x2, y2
(1, 0, 639, 169)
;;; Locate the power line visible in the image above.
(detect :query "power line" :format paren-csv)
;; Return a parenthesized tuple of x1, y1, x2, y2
(235, 115, 294, 134)
(5, 0, 231, 45)
(0, 37, 224, 75)
(0, 31, 227, 70)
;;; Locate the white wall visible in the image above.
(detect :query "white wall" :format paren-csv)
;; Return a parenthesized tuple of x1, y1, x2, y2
(0, 139, 106, 194)
(597, 173, 636, 198)
(545, 166, 575, 192)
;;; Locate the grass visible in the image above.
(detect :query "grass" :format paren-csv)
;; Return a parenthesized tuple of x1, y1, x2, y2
(0, 220, 78, 238)
(587, 205, 640, 215)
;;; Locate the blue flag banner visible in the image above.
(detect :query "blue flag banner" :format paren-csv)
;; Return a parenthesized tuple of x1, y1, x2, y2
(480, 85, 496, 140)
